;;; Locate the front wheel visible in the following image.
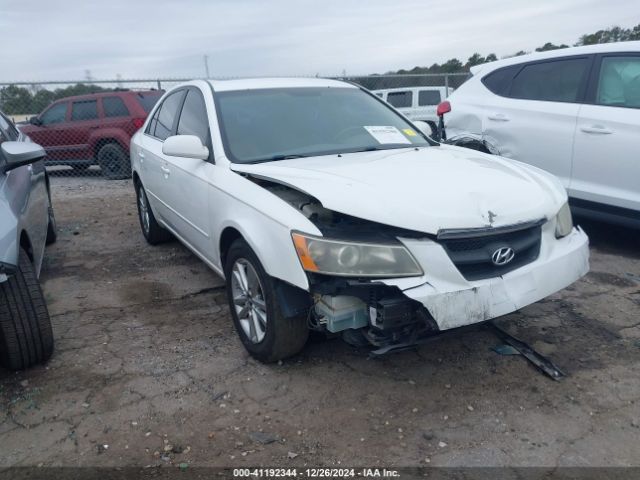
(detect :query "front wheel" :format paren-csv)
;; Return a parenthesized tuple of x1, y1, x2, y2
(0, 248, 54, 370)
(224, 239, 308, 362)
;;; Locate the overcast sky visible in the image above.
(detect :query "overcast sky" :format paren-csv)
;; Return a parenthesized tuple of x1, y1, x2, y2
(0, 0, 637, 82)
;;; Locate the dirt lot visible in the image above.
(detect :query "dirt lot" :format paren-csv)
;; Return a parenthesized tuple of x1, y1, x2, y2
(0, 177, 639, 469)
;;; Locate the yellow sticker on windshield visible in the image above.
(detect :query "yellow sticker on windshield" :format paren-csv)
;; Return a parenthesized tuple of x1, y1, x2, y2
(403, 128, 417, 137)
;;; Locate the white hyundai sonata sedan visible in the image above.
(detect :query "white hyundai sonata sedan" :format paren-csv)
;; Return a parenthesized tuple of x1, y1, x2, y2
(130, 77, 589, 362)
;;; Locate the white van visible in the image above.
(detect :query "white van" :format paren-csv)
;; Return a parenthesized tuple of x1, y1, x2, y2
(373, 86, 454, 125)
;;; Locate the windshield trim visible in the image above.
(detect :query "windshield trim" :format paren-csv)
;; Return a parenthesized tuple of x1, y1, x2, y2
(211, 85, 436, 165)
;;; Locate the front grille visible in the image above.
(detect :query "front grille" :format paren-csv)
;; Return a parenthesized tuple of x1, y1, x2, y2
(437, 221, 543, 281)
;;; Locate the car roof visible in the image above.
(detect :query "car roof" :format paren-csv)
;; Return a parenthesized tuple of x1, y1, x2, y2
(52, 89, 162, 103)
(207, 77, 357, 92)
(470, 40, 640, 76)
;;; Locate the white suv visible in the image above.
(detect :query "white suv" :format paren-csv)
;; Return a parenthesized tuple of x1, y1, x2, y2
(131, 78, 588, 362)
(442, 41, 640, 228)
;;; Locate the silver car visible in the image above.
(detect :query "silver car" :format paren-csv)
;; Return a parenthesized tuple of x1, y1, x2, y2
(0, 111, 56, 370)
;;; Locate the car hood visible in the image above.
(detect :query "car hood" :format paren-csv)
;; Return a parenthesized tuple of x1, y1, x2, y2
(230, 145, 567, 235)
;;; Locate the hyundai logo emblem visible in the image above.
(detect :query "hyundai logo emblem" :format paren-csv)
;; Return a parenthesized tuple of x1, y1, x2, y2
(491, 247, 515, 266)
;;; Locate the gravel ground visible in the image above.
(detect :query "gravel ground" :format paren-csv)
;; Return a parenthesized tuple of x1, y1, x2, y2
(0, 176, 639, 469)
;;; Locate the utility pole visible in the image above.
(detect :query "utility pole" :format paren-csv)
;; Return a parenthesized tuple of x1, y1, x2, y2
(203, 55, 210, 79)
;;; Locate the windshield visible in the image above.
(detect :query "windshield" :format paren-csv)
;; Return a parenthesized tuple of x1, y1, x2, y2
(215, 87, 430, 163)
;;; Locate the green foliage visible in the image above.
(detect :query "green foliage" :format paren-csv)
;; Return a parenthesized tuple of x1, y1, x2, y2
(388, 23, 640, 75)
(0, 83, 110, 115)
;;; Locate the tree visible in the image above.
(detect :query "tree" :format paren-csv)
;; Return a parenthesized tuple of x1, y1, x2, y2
(535, 42, 569, 52)
(577, 24, 640, 45)
(0, 85, 33, 114)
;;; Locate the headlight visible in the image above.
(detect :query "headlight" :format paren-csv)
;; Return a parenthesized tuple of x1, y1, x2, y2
(291, 232, 423, 278)
(555, 202, 573, 238)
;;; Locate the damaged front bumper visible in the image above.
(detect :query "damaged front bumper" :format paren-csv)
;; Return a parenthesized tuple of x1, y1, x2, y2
(386, 224, 589, 330)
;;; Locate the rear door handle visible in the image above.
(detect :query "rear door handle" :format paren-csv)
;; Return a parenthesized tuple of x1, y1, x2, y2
(487, 113, 510, 121)
(580, 125, 612, 135)
(160, 165, 171, 177)
(137, 151, 145, 163)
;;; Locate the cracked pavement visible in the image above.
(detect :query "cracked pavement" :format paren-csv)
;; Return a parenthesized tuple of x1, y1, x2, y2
(0, 177, 639, 468)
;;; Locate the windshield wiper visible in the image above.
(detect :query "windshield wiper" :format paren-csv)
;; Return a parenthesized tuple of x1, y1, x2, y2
(346, 145, 416, 154)
(246, 154, 309, 164)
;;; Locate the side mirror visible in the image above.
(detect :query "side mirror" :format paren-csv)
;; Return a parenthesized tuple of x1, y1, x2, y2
(413, 121, 436, 138)
(1, 141, 46, 173)
(29, 116, 42, 126)
(162, 135, 209, 160)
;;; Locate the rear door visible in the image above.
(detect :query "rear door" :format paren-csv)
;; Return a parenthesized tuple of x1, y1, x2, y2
(139, 89, 186, 224)
(479, 56, 592, 187)
(68, 99, 101, 160)
(161, 87, 214, 258)
(571, 53, 640, 214)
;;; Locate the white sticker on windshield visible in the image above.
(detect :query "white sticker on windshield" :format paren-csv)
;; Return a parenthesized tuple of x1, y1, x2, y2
(364, 126, 412, 145)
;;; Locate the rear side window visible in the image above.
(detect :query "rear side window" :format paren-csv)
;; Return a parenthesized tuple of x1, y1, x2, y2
(71, 100, 98, 121)
(418, 90, 441, 106)
(509, 58, 589, 102)
(40, 103, 67, 125)
(151, 91, 185, 141)
(103, 96, 129, 117)
(136, 92, 163, 113)
(177, 89, 209, 147)
(482, 65, 520, 96)
(387, 91, 413, 108)
(597, 56, 640, 108)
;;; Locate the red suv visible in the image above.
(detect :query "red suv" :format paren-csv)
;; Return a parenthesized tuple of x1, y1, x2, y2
(21, 90, 163, 179)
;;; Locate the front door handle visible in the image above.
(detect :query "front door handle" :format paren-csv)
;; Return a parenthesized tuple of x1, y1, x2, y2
(580, 125, 612, 135)
(160, 165, 171, 177)
(487, 113, 510, 121)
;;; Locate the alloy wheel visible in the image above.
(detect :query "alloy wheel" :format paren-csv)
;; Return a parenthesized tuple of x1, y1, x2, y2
(230, 258, 268, 344)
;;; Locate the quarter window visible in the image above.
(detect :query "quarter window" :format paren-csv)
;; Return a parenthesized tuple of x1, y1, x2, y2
(71, 100, 98, 121)
(103, 96, 129, 117)
(177, 90, 209, 147)
(509, 58, 589, 102)
(387, 91, 413, 108)
(418, 90, 441, 106)
(597, 56, 640, 108)
(153, 91, 185, 141)
(40, 103, 67, 125)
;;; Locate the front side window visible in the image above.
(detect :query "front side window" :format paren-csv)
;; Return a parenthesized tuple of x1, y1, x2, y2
(40, 103, 67, 125)
(386, 91, 413, 108)
(418, 90, 441, 106)
(216, 87, 430, 164)
(597, 56, 640, 108)
(177, 90, 209, 146)
(509, 58, 589, 103)
(71, 100, 98, 121)
(153, 91, 185, 141)
(103, 96, 129, 117)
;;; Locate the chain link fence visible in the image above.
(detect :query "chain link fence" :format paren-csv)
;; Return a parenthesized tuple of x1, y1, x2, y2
(0, 73, 470, 179)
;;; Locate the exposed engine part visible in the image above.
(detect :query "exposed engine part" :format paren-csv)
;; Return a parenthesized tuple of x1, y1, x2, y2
(370, 296, 420, 330)
(314, 295, 369, 333)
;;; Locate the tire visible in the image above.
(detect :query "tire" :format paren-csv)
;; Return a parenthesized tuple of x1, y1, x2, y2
(97, 143, 131, 180)
(0, 248, 54, 370)
(46, 193, 57, 245)
(135, 181, 172, 245)
(224, 239, 309, 362)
